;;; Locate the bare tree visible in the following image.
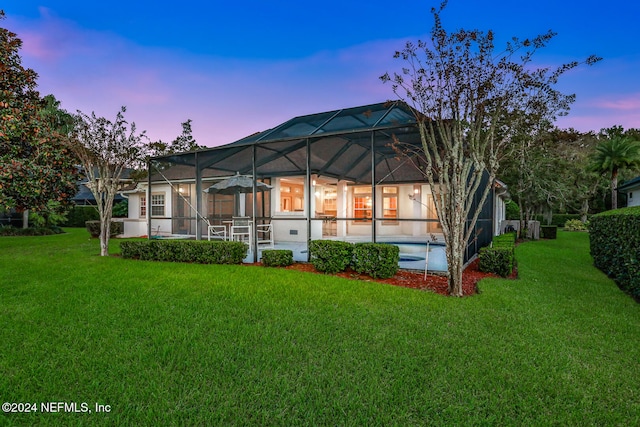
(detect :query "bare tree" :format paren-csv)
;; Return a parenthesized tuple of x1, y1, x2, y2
(70, 107, 146, 256)
(381, 1, 599, 295)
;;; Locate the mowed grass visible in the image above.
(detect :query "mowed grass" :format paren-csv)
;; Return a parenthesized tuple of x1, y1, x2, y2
(1, 229, 639, 426)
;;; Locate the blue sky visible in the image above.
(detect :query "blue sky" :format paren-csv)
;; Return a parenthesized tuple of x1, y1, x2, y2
(3, 0, 639, 146)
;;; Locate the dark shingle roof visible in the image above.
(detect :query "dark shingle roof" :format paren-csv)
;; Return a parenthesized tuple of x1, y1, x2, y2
(618, 176, 640, 192)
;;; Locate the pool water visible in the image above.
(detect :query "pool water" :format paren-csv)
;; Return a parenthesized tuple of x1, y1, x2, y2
(387, 242, 448, 272)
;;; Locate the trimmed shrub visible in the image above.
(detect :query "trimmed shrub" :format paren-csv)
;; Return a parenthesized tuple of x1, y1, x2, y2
(261, 249, 294, 267)
(534, 213, 584, 227)
(120, 240, 248, 264)
(309, 240, 354, 274)
(589, 206, 640, 299)
(479, 247, 514, 277)
(0, 226, 61, 236)
(493, 232, 516, 247)
(479, 232, 516, 277)
(63, 206, 100, 227)
(352, 243, 399, 279)
(564, 219, 589, 231)
(540, 225, 557, 239)
(85, 220, 123, 238)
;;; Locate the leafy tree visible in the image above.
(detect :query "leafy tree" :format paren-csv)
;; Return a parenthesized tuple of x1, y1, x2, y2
(589, 133, 640, 209)
(0, 11, 79, 225)
(129, 119, 203, 182)
(501, 128, 604, 226)
(380, 1, 599, 295)
(70, 107, 147, 256)
(148, 119, 203, 157)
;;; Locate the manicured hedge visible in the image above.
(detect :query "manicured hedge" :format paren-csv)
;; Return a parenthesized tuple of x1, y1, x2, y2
(85, 220, 124, 238)
(309, 240, 354, 274)
(540, 225, 558, 239)
(534, 213, 584, 227)
(589, 206, 640, 299)
(352, 242, 399, 279)
(62, 206, 100, 227)
(479, 232, 516, 277)
(0, 226, 63, 236)
(309, 240, 401, 278)
(120, 240, 248, 264)
(261, 249, 294, 267)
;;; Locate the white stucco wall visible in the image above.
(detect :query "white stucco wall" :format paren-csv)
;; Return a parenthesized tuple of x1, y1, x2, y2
(626, 188, 640, 207)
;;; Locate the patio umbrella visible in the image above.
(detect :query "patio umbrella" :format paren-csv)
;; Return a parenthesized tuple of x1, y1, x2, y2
(204, 174, 272, 216)
(204, 174, 273, 195)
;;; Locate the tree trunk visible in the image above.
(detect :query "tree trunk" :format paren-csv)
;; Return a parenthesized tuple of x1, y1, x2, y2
(446, 236, 465, 297)
(444, 184, 466, 297)
(99, 215, 111, 257)
(580, 199, 589, 223)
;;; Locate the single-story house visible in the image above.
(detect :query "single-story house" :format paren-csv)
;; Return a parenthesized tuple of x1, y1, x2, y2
(618, 176, 640, 207)
(121, 102, 508, 270)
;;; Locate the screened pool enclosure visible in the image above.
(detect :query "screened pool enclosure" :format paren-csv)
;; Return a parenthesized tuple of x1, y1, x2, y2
(126, 102, 499, 268)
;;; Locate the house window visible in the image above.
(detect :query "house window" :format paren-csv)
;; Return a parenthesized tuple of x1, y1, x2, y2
(322, 188, 337, 216)
(280, 179, 304, 213)
(140, 196, 147, 218)
(353, 186, 372, 222)
(382, 186, 398, 224)
(151, 194, 165, 217)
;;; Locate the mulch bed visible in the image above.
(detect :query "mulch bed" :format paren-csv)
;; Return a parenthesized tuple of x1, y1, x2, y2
(253, 258, 517, 297)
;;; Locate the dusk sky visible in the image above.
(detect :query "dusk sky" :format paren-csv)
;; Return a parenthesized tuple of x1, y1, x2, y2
(4, 1, 639, 147)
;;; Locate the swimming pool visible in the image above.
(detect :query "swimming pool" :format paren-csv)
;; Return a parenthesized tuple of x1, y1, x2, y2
(385, 242, 448, 272)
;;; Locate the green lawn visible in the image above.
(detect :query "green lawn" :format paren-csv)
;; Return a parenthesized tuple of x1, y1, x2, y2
(1, 229, 639, 426)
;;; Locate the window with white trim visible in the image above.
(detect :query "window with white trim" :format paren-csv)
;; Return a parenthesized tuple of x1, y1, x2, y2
(140, 196, 147, 218)
(353, 186, 372, 222)
(382, 186, 398, 224)
(151, 194, 165, 217)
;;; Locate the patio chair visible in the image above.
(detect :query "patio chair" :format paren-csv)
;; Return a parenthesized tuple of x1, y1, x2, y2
(256, 223, 274, 248)
(207, 224, 227, 241)
(230, 217, 252, 252)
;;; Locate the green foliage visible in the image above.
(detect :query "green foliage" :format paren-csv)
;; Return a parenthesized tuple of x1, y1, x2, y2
(148, 119, 204, 157)
(62, 205, 100, 227)
(85, 220, 123, 238)
(352, 243, 399, 279)
(589, 135, 640, 176)
(479, 232, 516, 277)
(309, 240, 354, 274)
(0, 16, 79, 212)
(0, 225, 62, 236)
(589, 206, 640, 299)
(564, 219, 589, 231)
(540, 225, 558, 239)
(505, 200, 520, 220)
(112, 200, 128, 218)
(261, 249, 294, 267)
(120, 239, 247, 264)
(534, 213, 584, 227)
(589, 135, 640, 209)
(28, 200, 69, 227)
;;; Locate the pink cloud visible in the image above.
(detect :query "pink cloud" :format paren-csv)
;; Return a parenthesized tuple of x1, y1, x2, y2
(597, 95, 640, 111)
